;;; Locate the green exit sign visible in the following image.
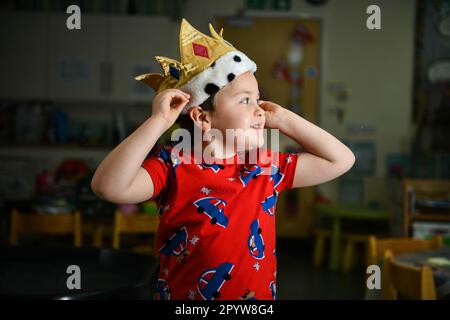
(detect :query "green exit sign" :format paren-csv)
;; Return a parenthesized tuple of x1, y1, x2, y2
(246, 0, 292, 11)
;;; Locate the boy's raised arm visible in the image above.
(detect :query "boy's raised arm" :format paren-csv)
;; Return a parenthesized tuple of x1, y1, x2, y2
(91, 89, 190, 204)
(259, 100, 355, 189)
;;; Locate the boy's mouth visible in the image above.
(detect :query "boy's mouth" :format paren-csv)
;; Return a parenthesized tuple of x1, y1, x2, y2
(250, 123, 264, 129)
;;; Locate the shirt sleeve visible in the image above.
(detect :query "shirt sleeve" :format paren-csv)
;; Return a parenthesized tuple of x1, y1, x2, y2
(141, 145, 171, 200)
(273, 152, 299, 192)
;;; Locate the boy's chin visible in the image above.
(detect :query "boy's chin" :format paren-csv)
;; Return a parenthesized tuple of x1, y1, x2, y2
(244, 140, 265, 152)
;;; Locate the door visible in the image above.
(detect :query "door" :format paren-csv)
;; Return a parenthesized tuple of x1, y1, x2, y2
(216, 17, 321, 237)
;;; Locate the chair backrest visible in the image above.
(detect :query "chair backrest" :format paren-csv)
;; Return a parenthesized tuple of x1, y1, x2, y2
(112, 210, 159, 250)
(9, 209, 82, 247)
(382, 250, 436, 300)
(367, 235, 442, 266)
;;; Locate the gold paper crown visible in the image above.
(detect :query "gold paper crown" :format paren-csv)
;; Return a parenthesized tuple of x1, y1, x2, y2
(135, 18, 237, 93)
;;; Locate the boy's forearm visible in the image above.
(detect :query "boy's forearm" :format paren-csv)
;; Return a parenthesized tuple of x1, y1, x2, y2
(91, 115, 168, 193)
(277, 109, 354, 164)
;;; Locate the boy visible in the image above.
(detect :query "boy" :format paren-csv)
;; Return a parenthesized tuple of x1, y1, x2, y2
(91, 19, 355, 300)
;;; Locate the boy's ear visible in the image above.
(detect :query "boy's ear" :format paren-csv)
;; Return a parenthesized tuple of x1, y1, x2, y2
(189, 106, 212, 131)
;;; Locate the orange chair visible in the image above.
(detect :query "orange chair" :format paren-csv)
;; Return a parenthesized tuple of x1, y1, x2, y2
(9, 209, 82, 247)
(112, 210, 159, 255)
(382, 250, 436, 300)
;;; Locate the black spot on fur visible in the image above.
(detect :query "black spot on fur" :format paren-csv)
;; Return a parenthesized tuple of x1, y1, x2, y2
(227, 73, 236, 82)
(204, 83, 220, 95)
(233, 55, 241, 62)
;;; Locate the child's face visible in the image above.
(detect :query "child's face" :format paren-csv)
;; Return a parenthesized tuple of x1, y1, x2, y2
(208, 71, 265, 151)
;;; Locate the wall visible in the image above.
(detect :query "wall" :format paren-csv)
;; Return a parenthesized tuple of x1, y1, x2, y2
(0, 0, 416, 206)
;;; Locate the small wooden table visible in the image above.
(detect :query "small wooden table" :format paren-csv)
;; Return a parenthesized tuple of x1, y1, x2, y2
(315, 203, 390, 271)
(395, 247, 450, 299)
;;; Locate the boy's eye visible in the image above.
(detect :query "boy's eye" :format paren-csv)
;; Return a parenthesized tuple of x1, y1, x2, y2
(241, 98, 261, 104)
(241, 97, 250, 104)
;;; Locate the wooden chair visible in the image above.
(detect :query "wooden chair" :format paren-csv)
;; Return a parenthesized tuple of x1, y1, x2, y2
(313, 228, 372, 272)
(367, 235, 443, 266)
(9, 209, 82, 247)
(382, 250, 436, 300)
(313, 228, 332, 267)
(342, 233, 371, 272)
(112, 210, 159, 255)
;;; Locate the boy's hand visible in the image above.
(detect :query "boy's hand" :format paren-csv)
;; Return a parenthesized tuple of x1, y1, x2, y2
(152, 89, 190, 129)
(258, 100, 288, 129)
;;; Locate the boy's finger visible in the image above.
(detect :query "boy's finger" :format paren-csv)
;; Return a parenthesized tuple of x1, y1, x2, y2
(174, 99, 189, 111)
(175, 89, 190, 99)
(178, 93, 190, 101)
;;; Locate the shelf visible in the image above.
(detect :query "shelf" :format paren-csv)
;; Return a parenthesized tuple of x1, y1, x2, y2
(410, 214, 450, 222)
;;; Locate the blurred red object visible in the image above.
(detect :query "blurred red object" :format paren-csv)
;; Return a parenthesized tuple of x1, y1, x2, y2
(55, 159, 88, 181)
(35, 170, 54, 195)
(291, 24, 315, 43)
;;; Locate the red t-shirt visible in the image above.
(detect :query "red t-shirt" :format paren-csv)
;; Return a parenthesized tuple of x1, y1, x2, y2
(142, 145, 298, 300)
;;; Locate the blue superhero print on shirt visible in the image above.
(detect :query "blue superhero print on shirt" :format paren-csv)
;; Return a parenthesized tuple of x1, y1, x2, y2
(269, 281, 277, 299)
(239, 165, 262, 187)
(159, 226, 188, 257)
(261, 190, 279, 216)
(248, 219, 265, 260)
(197, 262, 234, 300)
(157, 146, 180, 172)
(240, 289, 258, 300)
(269, 164, 284, 188)
(198, 163, 225, 173)
(155, 279, 171, 300)
(193, 197, 229, 228)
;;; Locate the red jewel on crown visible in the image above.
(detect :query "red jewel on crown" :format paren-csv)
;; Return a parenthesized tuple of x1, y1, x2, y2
(192, 43, 209, 58)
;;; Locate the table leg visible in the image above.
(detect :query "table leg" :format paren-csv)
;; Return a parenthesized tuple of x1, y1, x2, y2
(329, 217, 341, 271)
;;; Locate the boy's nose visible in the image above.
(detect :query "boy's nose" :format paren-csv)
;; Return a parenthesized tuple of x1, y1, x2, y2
(254, 104, 264, 118)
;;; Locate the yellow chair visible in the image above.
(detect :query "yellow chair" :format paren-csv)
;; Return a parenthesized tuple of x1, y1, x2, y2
(9, 209, 82, 247)
(112, 210, 159, 255)
(313, 228, 332, 267)
(382, 250, 436, 300)
(341, 233, 371, 272)
(367, 235, 443, 266)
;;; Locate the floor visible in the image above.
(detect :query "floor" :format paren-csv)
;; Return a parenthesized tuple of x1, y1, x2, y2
(276, 238, 367, 299)
(1, 235, 369, 299)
